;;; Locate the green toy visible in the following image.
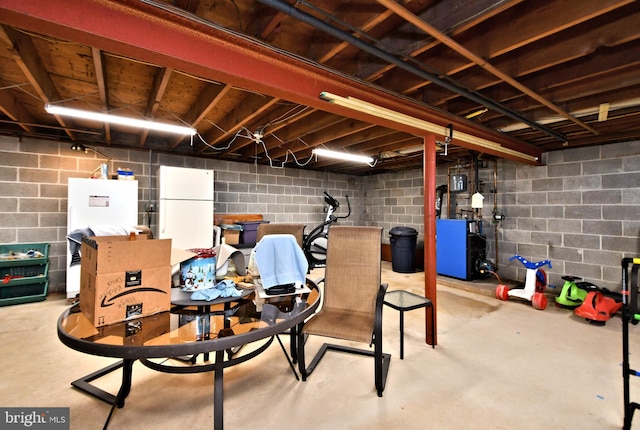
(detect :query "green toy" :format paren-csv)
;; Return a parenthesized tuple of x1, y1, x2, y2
(555, 275, 589, 308)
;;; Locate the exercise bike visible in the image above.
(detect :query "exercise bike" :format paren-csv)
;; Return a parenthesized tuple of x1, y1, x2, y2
(303, 191, 351, 270)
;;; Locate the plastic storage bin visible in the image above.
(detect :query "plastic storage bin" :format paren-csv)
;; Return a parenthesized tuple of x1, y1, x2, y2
(389, 227, 418, 273)
(0, 242, 50, 267)
(0, 243, 50, 306)
(236, 221, 269, 245)
(0, 279, 49, 306)
(2, 262, 49, 279)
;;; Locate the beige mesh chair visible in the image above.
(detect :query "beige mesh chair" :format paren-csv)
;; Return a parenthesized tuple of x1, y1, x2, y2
(256, 223, 305, 247)
(297, 225, 390, 397)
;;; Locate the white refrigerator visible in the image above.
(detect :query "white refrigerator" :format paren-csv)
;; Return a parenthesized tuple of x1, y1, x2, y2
(157, 166, 214, 250)
(66, 178, 139, 299)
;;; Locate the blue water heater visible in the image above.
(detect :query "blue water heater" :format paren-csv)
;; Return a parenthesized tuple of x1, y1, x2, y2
(436, 219, 486, 280)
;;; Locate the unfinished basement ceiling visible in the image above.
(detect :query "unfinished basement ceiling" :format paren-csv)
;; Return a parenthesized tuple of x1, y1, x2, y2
(0, 0, 638, 175)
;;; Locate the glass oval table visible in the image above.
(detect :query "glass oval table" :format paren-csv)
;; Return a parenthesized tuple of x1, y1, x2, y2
(57, 280, 320, 430)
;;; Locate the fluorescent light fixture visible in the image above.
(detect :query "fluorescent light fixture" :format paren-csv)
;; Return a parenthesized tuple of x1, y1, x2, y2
(598, 103, 609, 122)
(501, 98, 640, 132)
(465, 108, 488, 119)
(45, 104, 196, 136)
(320, 91, 538, 163)
(312, 148, 374, 164)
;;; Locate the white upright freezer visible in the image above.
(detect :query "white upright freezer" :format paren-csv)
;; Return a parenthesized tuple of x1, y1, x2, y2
(66, 178, 139, 299)
(157, 166, 214, 250)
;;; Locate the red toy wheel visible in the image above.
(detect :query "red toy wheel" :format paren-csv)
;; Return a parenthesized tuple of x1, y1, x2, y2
(532, 292, 547, 310)
(496, 284, 510, 301)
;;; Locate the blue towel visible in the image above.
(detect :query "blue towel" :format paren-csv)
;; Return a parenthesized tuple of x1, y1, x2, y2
(190, 280, 242, 301)
(253, 234, 308, 290)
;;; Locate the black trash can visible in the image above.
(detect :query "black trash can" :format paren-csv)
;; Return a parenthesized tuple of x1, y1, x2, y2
(389, 227, 418, 273)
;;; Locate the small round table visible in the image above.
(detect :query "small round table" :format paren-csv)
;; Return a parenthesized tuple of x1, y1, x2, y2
(57, 281, 320, 430)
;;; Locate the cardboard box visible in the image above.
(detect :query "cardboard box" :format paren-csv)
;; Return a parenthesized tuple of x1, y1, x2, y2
(79, 235, 172, 327)
(223, 230, 240, 245)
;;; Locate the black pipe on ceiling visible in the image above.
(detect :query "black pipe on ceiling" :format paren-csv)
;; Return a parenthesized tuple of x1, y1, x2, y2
(256, 0, 567, 143)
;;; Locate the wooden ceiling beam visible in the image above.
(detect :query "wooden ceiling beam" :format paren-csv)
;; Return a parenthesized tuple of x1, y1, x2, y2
(139, 67, 173, 146)
(457, 0, 636, 59)
(315, 7, 394, 64)
(324, 125, 400, 149)
(90, 47, 111, 142)
(346, 132, 420, 154)
(195, 95, 280, 153)
(0, 24, 75, 139)
(445, 55, 640, 125)
(285, 124, 409, 164)
(429, 10, 640, 110)
(237, 111, 346, 159)
(0, 88, 35, 133)
(358, 0, 522, 81)
(170, 83, 233, 149)
(378, 0, 597, 135)
(268, 119, 376, 159)
(477, 86, 640, 142)
(380, 0, 637, 104)
(0, 0, 539, 162)
(242, 104, 317, 149)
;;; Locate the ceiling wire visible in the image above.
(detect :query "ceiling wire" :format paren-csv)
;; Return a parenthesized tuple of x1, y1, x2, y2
(264, 104, 311, 127)
(0, 81, 30, 91)
(197, 123, 316, 168)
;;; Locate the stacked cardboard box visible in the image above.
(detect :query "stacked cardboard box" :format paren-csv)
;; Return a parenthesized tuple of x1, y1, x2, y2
(80, 235, 172, 327)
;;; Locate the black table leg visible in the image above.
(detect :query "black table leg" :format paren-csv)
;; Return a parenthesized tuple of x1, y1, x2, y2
(103, 359, 134, 429)
(399, 309, 405, 360)
(289, 325, 298, 364)
(71, 360, 124, 404)
(276, 334, 300, 380)
(214, 349, 224, 430)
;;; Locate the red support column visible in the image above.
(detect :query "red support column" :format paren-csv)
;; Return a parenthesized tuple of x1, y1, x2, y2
(424, 134, 437, 346)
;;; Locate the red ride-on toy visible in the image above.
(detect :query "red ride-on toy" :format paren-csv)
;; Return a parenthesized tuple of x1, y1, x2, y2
(574, 283, 623, 325)
(496, 255, 552, 310)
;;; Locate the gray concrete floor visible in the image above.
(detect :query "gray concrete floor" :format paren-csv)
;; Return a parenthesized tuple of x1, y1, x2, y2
(0, 261, 638, 429)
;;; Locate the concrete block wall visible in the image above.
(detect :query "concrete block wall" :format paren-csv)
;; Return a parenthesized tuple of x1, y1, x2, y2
(211, 160, 361, 226)
(497, 141, 640, 291)
(362, 168, 425, 244)
(2, 134, 639, 295)
(362, 141, 640, 292)
(0, 136, 363, 294)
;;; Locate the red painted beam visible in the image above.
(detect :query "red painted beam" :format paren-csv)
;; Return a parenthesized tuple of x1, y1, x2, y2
(0, 0, 541, 160)
(424, 134, 437, 346)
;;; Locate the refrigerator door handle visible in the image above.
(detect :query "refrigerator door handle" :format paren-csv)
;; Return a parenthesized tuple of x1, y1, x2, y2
(68, 205, 76, 229)
(159, 201, 166, 234)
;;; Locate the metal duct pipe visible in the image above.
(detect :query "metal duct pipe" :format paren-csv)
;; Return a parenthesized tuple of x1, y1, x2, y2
(256, 0, 567, 142)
